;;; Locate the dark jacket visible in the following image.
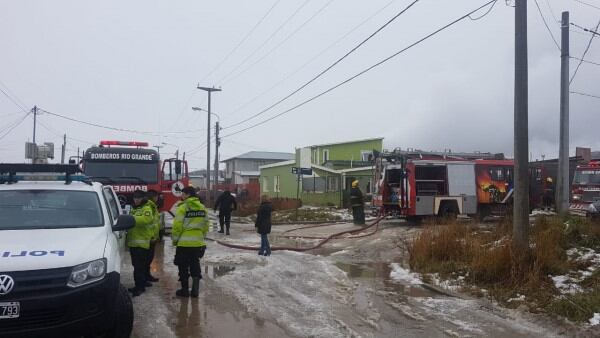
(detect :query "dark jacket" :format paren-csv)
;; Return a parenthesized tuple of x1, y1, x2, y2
(255, 201, 273, 235)
(350, 187, 364, 207)
(214, 191, 237, 214)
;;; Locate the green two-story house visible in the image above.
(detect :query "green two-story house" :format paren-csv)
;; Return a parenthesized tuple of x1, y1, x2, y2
(259, 138, 383, 207)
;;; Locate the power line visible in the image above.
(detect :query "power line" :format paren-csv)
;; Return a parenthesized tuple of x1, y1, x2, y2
(0, 86, 28, 113)
(571, 56, 600, 66)
(200, 0, 282, 84)
(221, 0, 498, 139)
(574, 0, 600, 11)
(0, 112, 31, 141)
(533, 0, 560, 50)
(469, 0, 498, 20)
(222, 0, 336, 85)
(38, 108, 207, 137)
(545, 0, 559, 25)
(570, 19, 600, 84)
(215, 0, 312, 85)
(222, 0, 400, 122)
(222, 0, 421, 130)
(570, 90, 600, 99)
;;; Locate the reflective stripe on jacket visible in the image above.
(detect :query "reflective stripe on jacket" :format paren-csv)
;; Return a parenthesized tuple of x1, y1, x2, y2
(172, 197, 209, 247)
(127, 202, 154, 249)
(147, 199, 161, 240)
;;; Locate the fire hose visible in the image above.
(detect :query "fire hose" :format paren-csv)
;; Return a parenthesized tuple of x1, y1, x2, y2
(210, 215, 385, 252)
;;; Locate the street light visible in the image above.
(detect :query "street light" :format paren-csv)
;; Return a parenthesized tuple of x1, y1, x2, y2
(192, 107, 220, 121)
(193, 85, 221, 204)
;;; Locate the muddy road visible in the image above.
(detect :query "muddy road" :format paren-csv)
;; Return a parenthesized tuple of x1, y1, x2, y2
(121, 218, 571, 337)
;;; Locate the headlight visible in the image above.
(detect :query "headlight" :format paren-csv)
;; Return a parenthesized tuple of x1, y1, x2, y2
(67, 259, 106, 288)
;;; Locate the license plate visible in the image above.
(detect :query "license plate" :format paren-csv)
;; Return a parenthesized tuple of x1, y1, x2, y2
(0, 302, 19, 319)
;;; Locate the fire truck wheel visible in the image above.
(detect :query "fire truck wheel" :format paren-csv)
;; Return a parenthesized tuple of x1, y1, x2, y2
(438, 201, 459, 220)
(477, 205, 491, 222)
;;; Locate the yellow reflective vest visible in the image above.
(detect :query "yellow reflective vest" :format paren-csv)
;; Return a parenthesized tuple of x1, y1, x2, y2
(127, 202, 154, 249)
(172, 197, 209, 247)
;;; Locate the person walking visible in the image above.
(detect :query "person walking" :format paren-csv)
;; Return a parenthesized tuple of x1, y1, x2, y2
(350, 180, 365, 225)
(145, 189, 161, 282)
(255, 196, 273, 256)
(127, 189, 155, 297)
(214, 190, 237, 235)
(543, 177, 555, 211)
(172, 186, 209, 297)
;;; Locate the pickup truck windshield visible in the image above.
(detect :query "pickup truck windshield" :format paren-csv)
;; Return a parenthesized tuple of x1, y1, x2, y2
(0, 190, 104, 229)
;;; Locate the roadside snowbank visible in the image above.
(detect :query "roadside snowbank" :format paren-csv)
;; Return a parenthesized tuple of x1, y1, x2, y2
(389, 263, 422, 285)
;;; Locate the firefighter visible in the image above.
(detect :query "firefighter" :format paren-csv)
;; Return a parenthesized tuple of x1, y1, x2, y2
(214, 190, 237, 235)
(145, 189, 161, 282)
(172, 186, 209, 298)
(350, 180, 365, 225)
(127, 189, 155, 297)
(543, 177, 555, 211)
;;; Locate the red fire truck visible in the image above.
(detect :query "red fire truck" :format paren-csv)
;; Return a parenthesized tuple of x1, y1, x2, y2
(82, 141, 189, 214)
(569, 161, 600, 216)
(373, 151, 513, 219)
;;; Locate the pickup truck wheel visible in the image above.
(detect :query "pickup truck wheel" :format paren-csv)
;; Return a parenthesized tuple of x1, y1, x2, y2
(105, 284, 134, 338)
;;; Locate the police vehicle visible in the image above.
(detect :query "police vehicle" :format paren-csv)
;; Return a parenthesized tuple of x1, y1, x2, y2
(0, 164, 135, 338)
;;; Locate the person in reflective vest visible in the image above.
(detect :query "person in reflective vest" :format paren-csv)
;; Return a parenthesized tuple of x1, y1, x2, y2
(350, 180, 365, 225)
(127, 189, 155, 297)
(172, 186, 209, 297)
(145, 190, 161, 283)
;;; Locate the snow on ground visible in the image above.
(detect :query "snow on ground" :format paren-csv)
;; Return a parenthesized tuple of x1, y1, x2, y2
(590, 313, 600, 326)
(507, 294, 526, 303)
(550, 247, 600, 294)
(207, 244, 356, 338)
(389, 263, 422, 285)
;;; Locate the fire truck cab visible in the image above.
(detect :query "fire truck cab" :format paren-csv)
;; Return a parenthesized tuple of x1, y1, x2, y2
(570, 161, 600, 216)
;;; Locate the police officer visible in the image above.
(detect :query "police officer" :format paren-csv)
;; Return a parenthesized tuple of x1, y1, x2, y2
(350, 180, 365, 225)
(127, 189, 155, 297)
(145, 190, 161, 282)
(172, 186, 209, 297)
(214, 190, 237, 235)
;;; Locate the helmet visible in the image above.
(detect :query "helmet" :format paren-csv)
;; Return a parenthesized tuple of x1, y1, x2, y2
(352, 180, 359, 188)
(546, 177, 553, 183)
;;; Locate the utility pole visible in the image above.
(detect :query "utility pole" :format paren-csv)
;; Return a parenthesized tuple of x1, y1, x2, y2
(513, 0, 530, 250)
(214, 121, 220, 200)
(196, 85, 222, 205)
(153, 144, 162, 158)
(32, 105, 37, 144)
(61, 134, 66, 164)
(557, 11, 570, 214)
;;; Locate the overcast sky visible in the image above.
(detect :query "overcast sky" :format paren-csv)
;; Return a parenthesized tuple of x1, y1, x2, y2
(1, 0, 599, 170)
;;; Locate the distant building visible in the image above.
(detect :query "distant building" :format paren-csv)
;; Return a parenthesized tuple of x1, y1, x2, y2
(222, 151, 295, 185)
(189, 169, 225, 190)
(259, 138, 383, 207)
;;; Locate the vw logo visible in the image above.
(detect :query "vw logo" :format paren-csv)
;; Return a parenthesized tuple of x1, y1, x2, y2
(0, 275, 15, 295)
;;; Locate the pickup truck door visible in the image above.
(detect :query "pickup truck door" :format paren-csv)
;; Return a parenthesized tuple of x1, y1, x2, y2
(102, 187, 127, 249)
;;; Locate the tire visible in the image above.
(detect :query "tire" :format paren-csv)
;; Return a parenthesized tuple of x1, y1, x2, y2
(105, 284, 134, 338)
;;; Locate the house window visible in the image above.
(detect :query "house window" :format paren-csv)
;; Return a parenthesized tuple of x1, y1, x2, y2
(327, 176, 339, 192)
(361, 150, 373, 162)
(274, 175, 280, 192)
(323, 149, 329, 163)
(312, 149, 318, 164)
(262, 177, 269, 192)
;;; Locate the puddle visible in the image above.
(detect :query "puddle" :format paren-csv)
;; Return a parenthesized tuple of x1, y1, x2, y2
(335, 262, 436, 298)
(205, 265, 236, 279)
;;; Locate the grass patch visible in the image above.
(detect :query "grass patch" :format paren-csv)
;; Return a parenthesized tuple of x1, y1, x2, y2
(407, 216, 600, 322)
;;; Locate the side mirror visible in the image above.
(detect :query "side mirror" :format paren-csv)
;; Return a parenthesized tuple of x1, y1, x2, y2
(112, 215, 135, 231)
(175, 160, 182, 175)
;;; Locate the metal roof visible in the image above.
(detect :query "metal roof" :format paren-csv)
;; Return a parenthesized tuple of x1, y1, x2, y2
(233, 170, 261, 177)
(222, 151, 295, 162)
(307, 137, 383, 148)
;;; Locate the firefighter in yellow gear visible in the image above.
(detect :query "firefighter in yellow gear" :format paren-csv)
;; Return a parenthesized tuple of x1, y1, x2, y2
(127, 189, 155, 297)
(172, 186, 209, 297)
(145, 190, 161, 283)
(350, 180, 365, 225)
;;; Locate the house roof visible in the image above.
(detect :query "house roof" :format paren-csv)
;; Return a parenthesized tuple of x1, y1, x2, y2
(306, 137, 383, 149)
(259, 160, 296, 170)
(222, 151, 295, 162)
(233, 170, 261, 177)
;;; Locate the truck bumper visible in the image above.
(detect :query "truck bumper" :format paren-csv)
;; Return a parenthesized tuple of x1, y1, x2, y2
(0, 272, 120, 338)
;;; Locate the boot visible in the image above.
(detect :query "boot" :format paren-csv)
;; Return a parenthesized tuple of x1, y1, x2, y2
(218, 225, 224, 234)
(190, 277, 200, 298)
(226, 226, 230, 236)
(176, 278, 190, 297)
